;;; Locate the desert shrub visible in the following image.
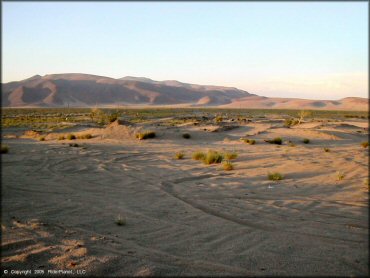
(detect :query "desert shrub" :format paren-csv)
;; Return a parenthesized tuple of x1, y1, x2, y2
(223, 151, 238, 160)
(192, 151, 206, 161)
(136, 131, 156, 140)
(284, 118, 299, 128)
(1, 145, 9, 154)
(58, 135, 65, 140)
(222, 160, 234, 171)
(67, 134, 76, 140)
(115, 214, 126, 226)
(268, 172, 284, 181)
(303, 138, 310, 144)
(287, 140, 296, 147)
(108, 113, 119, 123)
(336, 171, 345, 181)
(215, 116, 223, 123)
(324, 148, 330, 152)
(242, 138, 256, 145)
(182, 133, 191, 139)
(203, 150, 223, 165)
(69, 143, 79, 147)
(39, 136, 45, 141)
(78, 134, 92, 139)
(265, 137, 282, 145)
(175, 152, 185, 159)
(361, 142, 368, 148)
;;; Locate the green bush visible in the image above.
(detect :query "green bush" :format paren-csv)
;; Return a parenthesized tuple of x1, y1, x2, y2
(182, 133, 191, 139)
(303, 138, 310, 144)
(268, 172, 284, 181)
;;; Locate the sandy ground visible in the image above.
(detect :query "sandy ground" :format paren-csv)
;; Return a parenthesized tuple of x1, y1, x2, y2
(1, 117, 369, 276)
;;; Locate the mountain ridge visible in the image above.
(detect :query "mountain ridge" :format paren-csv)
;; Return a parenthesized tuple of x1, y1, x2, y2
(1, 73, 368, 110)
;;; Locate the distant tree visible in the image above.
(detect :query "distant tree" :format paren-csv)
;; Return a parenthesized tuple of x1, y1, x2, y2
(297, 110, 311, 125)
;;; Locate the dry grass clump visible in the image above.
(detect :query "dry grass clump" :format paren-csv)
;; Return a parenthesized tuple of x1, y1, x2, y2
(324, 147, 330, 152)
(215, 116, 223, 123)
(115, 214, 126, 226)
(175, 152, 185, 159)
(182, 133, 191, 139)
(303, 138, 310, 144)
(58, 135, 65, 140)
(288, 140, 296, 147)
(268, 172, 284, 181)
(361, 141, 368, 148)
(284, 118, 299, 128)
(222, 160, 234, 171)
(242, 138, 256, 145)
(136, 131, 156, 140)
(203, 150, 223, 165)
(265, 137, 283, 145)
(223, 151, 238, 160)
(67, 134, 76, 140)
(336, 171, 345, 181)
(39, 136, 46, 141)
(77, 134, 93, 139)
(1, 145, 9, 154)
(192, 151, 206, 161)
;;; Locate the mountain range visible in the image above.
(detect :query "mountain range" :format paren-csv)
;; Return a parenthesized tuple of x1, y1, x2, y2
(1, 73, 368, 110)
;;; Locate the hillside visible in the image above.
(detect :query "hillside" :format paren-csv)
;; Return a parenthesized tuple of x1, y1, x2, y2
(1, 73, 368, 110)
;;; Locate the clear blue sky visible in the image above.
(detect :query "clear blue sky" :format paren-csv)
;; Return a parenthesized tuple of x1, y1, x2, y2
(2, 1, 368, 99)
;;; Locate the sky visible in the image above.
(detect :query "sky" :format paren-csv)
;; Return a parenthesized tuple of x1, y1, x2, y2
(2, 1, 368, 100)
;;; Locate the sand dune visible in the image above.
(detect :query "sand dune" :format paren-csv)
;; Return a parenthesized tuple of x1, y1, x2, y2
(1, 116, 368, 276)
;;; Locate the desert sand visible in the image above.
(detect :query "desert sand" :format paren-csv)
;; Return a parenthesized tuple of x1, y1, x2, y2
(1, 116, 368, 276)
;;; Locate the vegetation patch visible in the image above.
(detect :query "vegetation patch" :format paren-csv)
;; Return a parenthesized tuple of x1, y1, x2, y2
(67, 134, 76, 140)
(39, 136, 46, 141)
(268, 172, 284, 181)
(175, 152, 185, 159)
(136, 131, 156, 140)
(241, 138, 256, 145)
(77, 134, 93, 139)
(303, 138, 310, 144)
(58, 135, 65, 140)
(336, 171, 345, 181)
(222, 160, 234, 171)
(182, 133, 191, 139)
(265, 137, 283, 145)
(284, 118, 299, 128)
(115, 214, 126, 226)
(223, 151, 238, 160)
(1, 145, 9, 154)
(324, 148, 330, 152)
(192, 151, 206, 161)
(361, 141, 368, 148)
(203, 150, 224, 165)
